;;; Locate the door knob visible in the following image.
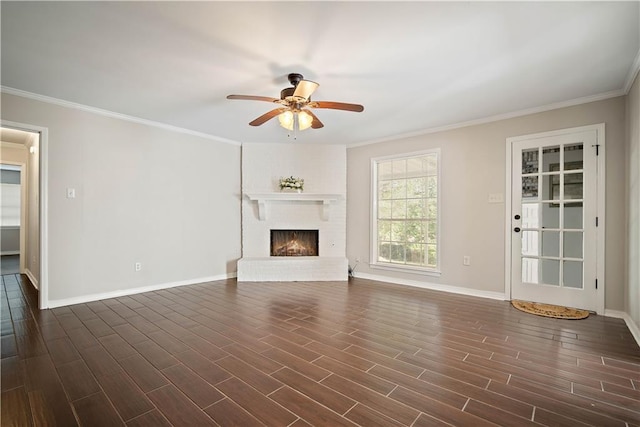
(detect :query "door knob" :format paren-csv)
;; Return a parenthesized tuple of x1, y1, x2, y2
(514, 227, 521, 232)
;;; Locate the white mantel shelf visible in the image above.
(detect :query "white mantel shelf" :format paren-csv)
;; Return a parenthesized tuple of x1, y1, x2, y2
(245, 193, 344, 221)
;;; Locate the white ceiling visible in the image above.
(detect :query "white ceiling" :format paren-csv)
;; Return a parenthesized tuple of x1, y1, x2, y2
(2, 1, 639, 146)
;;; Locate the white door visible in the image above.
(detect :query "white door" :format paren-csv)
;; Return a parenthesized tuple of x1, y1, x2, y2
(510, 127, 601, 312)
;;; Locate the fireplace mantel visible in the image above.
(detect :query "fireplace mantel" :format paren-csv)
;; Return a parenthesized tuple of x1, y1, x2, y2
(245, 193, 344, 221)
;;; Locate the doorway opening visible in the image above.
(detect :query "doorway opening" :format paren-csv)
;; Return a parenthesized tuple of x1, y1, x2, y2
(1, 124, 45, 308)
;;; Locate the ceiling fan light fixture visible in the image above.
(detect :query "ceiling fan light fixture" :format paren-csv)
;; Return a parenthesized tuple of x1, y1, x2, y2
(297, 110, 313, 130)
(278, 110, 294, 130)
(278, 110, 313, 131)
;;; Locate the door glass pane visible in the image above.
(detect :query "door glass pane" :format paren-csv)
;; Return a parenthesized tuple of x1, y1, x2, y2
(542, 146, 560, 172)
(522, 149, 538, 173)
(521, 231, 538, 256)
(563, 261, 583, 289)
(522, 258, 539, 284)
(564, 232, 583, 259)
(541, 203, 559, 228)
(541, 259, 560, 286)
(522, 176, 538, 200)
(564, 173, 582, 200)
(521, 203, 539, 228)
(541, 231, 559, 257)
(564, 144, 583, 170)
(542, 175, 560, 201)
(542, 174, 560, 200)
(564, 202, 583, 229)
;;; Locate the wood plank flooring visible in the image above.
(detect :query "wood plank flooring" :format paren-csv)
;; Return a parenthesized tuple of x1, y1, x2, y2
(1, 273, 639, 426)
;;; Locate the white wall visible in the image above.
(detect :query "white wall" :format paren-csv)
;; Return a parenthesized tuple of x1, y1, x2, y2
(626, 73, 640, 331)
(347, 97, 627, 310)
(1, 93, 241, 306)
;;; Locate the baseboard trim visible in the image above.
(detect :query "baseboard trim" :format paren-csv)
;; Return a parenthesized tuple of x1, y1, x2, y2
(353, 272, 506, 301)
(604, 309, 640, 348)
(47, 273, 237, 308)
(24, 268, 39, 290)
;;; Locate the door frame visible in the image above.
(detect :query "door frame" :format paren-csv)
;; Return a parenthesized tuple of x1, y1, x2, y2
(504, 124, 606, 315)
(1, 120, 49, 310)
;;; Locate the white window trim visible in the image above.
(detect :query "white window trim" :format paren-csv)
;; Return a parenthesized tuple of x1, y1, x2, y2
(370, 148, 442, 275)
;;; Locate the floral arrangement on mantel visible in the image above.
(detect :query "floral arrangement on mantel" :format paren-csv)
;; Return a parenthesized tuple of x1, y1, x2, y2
(279, 176, 304, 192)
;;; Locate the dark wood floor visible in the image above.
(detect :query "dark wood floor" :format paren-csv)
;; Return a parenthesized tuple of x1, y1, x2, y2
(2, 274, 639, 427)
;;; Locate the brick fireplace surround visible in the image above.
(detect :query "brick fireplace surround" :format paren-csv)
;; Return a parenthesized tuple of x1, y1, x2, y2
(237, 143, 348, 281)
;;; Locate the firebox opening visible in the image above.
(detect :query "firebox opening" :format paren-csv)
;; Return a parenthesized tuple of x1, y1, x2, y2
(271, 229, 319, 257)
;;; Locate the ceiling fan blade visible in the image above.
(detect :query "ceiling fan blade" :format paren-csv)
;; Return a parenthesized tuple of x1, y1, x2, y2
(248, 108, 284, 126)
(227, 95, 280, 103)
(311, 101, 364, 112)
(292, 80, 319, 101)
(305, 110, 324, 129)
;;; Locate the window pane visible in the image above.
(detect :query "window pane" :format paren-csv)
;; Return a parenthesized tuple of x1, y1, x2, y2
(379, 243, 390, 261)
(391, 180, 406, 199)
(521, 203, 539, 228)
(391, 221, 405, 242)
(374, 152, 438, 269)
(390, 244, 405, 263)
(564, 144, 583, 171)
(541, 203, 559, 228)
(391, 200, 406, 219)
(521, 231, 538, 256)
(406, 221, 424, 243)
(564, 202, 583, 229)
(542, 146, 560, 173)
(542, 231, 560, 257)
(426, 177, 437, 198)
(407, 158, 426, 176)
(522, 258, 539, 283)
(427, 221, 437, 243)
(379, 181, 393, 200)
(522, 176, 538, 200)
(563, 261, 583, 288)
(541, 259, 560, 286)
(542, 174, 559, 201)
(426, 199, 437, 219)
(563, 232, 583, 259)
(378, 162, 393, 180)
(406, 199, 424, 219)
(407, 178, 426, 198)
(378, 220, 391, 241)
(392, 160, 406, 178)
(378, 200, 392, 219)
(522, 149, 538, 174)
(406, 244, 425, 265)
(564, 173, 582, 200)
(427, 245, 437, 267)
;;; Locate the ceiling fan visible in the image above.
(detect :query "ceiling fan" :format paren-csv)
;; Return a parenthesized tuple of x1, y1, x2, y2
(227, 73, 364, 131)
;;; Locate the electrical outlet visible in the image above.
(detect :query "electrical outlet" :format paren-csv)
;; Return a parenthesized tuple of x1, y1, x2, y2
(463, 256, 471, 266)
(135, 262, 142, 272)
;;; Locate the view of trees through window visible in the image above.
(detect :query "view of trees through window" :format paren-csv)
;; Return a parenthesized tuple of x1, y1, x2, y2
(375, 151, 439, 269)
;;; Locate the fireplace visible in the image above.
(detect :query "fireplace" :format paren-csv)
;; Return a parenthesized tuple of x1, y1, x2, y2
(271, 229, 319, 256)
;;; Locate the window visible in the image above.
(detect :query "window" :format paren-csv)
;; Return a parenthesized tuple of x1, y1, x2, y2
(372, 150, 440, 273)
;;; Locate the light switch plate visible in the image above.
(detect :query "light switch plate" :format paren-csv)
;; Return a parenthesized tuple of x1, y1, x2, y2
(488, 193, 503, 203)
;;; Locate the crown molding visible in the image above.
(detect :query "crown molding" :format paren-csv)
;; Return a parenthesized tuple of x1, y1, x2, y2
(348, 89, 625, 148)
(1, 86, 242, 146)
(623, 48, 640, 94)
